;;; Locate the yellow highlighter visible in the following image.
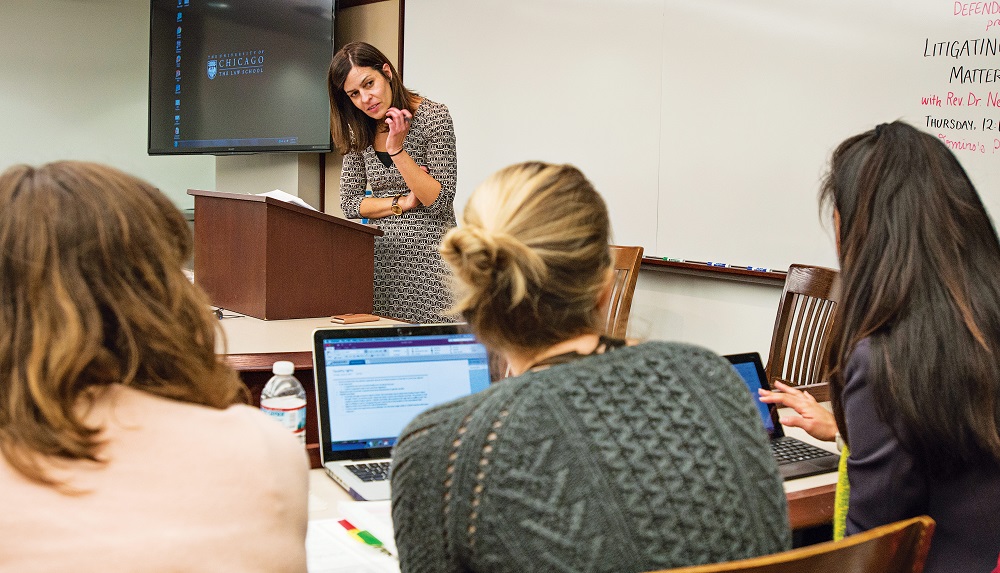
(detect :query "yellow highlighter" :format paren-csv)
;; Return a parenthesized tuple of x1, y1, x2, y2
(337, 519, 394, 558)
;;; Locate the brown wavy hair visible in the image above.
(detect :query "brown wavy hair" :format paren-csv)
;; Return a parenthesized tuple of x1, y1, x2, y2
(327, 41, 418, 155)
(440, 162, 612, 356)
(0, 161, 246, 485)
(821, 121, 1000, 477)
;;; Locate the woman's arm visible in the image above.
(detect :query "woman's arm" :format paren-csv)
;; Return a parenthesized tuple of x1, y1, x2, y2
(391, 404, 466, 573)
(385, 104, 457, 213)
(339, 148, 416, 219)
(339, 151, 368, 219)
(841, 341, 927, 534)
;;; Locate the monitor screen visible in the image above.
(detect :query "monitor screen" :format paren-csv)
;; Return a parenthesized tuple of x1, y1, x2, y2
(148, 0, 333, 155)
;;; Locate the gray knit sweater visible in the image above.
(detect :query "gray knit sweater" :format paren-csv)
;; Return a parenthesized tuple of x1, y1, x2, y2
(390, 341, 791, 573)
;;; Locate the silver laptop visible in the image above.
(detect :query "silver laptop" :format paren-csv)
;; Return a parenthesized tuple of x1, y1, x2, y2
(724, 352, 840, 480)
(312, 324, 491, 500)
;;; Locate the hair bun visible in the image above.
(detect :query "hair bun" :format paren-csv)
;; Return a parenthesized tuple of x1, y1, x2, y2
(441, 226, 546, 308)
(441, 226, 498, 282)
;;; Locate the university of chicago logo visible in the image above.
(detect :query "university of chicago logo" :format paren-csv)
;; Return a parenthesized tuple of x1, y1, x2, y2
(207, 59, 217, 80)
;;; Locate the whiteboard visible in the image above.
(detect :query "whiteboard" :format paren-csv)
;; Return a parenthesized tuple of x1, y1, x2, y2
(406, 0, 1000, 271)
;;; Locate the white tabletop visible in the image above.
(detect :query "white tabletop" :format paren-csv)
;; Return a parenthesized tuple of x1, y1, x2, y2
(216, 313, 405, 355)
(309, 468, 356, 519)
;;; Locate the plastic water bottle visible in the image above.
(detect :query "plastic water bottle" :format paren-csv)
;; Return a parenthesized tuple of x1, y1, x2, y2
(260, 361, 306, 445)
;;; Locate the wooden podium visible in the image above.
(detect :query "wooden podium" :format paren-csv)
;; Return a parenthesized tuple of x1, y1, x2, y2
(188, 190, 383, 320)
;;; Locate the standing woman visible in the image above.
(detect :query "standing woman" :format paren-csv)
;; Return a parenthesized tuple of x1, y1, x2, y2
(764, 121, 1000, 572)
(328, 42, 457, 323)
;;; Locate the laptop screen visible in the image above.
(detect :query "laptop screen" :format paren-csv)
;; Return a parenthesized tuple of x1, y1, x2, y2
(314, 326, 490, 457)
(724, 353, 778, 436)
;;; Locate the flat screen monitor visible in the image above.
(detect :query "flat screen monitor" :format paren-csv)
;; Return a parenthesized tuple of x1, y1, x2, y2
(148, 0, 333, 155)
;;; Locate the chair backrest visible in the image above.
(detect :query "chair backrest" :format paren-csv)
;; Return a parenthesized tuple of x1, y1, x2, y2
(645, 515, 935, 573)
(765, 264, 840, 395)
(602, 245, 643, 338)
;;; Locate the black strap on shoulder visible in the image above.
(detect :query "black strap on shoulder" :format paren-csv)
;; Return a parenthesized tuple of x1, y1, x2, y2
(526, 335, 627, 371)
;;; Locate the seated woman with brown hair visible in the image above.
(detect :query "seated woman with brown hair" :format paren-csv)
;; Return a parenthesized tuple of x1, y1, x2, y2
(0, 162, 308, 572)
(389, 161, 791, 573)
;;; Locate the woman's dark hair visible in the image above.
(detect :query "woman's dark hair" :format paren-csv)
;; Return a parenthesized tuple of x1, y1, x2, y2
(821, 120, 1000, 477)
(327, 42, 418, 155)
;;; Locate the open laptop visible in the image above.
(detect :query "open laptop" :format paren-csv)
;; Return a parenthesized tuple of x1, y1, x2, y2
(312, 324, 491, 500)
(724, 352, 840, 480)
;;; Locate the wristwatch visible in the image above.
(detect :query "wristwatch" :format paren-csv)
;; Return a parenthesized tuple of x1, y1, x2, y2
(390, 195, 403, 216)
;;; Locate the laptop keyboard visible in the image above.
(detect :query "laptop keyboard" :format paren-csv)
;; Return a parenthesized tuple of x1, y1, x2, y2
(770, 437, 836, 464)
(345, 462, 390, 482)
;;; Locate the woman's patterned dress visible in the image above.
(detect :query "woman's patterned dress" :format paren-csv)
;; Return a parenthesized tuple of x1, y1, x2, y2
(339, 99, 457, 323)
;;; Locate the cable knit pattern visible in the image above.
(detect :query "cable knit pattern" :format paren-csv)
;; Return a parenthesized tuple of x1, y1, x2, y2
(339, 98, 457, 323)
(391, 342, 790, 573)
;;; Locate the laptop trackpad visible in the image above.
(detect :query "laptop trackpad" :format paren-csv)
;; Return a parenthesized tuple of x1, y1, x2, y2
(779, 457, 839, 481)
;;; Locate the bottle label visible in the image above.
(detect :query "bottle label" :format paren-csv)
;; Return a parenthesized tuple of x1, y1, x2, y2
(261, 396, 306, 445)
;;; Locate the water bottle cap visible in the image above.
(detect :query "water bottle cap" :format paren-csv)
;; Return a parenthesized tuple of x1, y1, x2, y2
(272, 360, 295, 376)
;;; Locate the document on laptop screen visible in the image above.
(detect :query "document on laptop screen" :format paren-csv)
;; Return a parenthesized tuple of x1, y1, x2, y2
(322, 335, 490, 445)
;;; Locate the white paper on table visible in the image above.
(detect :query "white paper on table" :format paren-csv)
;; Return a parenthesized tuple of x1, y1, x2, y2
(257, 189, 318, 211)
(306, 516, 399, 573)
(338, 500, 397, 556)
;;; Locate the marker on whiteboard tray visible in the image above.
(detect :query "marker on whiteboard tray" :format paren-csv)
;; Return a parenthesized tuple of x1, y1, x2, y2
(661, 257, 685, 262)
(705, 261, 728, 268)
(731, 264, 768, 272)
(730, 264, 778, 273)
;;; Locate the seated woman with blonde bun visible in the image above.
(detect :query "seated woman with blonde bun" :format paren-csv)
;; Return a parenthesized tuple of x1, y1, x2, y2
(0, 161, 308, 572)
(389, 161, 791, 573)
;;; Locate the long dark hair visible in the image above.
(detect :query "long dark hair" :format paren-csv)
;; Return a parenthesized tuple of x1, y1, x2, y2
(327, 42, 418, 155)
(821, 121, 1000, 477)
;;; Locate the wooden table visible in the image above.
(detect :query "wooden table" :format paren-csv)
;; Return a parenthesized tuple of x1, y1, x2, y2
(218, 313, 404, 468)
(220, 316, 837, 531)
(781, 423, 838, 530)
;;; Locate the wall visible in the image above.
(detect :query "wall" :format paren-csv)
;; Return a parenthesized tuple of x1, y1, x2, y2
(630, 273, 782, 359)
(5, 0, 790, 354)
(1, 0, 214, 209)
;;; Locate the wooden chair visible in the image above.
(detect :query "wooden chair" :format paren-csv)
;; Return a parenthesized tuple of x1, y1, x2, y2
(602, 245, 643, 338)
(765, 264, 840, 402)
(646, 515, 935, 573)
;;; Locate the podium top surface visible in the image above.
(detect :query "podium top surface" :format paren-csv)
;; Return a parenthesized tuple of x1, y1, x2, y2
(188, 189, 382, 236)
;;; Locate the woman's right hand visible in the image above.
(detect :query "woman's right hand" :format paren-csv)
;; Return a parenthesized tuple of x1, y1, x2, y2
(758, 380, 839, 442)
(384, 107, 413, 155)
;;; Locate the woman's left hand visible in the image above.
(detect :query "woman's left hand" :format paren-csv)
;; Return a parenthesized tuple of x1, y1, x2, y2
(398, 191, 422, 212)
(385, 107, 413, 155)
